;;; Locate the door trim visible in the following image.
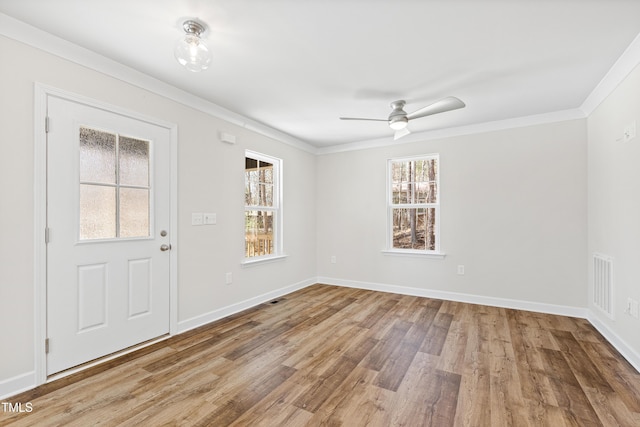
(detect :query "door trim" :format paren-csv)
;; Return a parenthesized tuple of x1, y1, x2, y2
(33, 83, 179, 385)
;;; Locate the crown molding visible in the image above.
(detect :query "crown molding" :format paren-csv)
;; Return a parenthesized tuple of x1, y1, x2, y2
(0, 13, 317, 155)
(580, 31, 640, 116)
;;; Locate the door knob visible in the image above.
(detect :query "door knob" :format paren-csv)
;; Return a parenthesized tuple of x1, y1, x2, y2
(160, 244, 171, 252)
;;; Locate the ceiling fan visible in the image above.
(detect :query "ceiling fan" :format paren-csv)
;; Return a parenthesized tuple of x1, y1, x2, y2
(340, 96, 466, 140)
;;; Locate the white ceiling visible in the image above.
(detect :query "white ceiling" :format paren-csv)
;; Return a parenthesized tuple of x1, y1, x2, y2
(2, 0, 640, 148)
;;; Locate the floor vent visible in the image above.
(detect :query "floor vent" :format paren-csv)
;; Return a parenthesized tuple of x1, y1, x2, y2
(593, 253, 614, 318)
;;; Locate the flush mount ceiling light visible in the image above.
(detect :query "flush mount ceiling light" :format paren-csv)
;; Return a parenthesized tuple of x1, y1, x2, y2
(174, 20, 212, 72)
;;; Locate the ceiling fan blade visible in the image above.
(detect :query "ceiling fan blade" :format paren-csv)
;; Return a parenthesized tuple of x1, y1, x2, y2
(406, 96, 465, 121)
(339, 117, 388, 122)
(394, 127, 411, 140)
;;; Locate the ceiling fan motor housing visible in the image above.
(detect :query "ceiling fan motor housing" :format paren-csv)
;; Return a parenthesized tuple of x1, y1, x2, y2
(388, 100, 408, 130)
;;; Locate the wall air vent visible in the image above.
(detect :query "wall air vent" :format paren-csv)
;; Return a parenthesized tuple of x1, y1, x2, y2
(593, 253, 614, 318)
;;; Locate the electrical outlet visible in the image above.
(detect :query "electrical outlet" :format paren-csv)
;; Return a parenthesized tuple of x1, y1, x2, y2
(330, 256, 337, 264)
(225, 272, 233, 285)
(457, 265, 465, 275)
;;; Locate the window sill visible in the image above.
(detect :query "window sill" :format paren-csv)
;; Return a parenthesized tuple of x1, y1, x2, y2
(381, 250, 446, 260)
(241, 254, 288, 267)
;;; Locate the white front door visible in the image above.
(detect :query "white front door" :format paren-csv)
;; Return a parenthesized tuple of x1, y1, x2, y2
(46, 95, 171, 375)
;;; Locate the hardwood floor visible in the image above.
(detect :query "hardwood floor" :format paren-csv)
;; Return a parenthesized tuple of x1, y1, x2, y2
(3, 284, 640, 426)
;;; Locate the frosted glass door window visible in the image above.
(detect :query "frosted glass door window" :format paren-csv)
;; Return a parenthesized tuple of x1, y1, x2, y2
(79, 126, 151, 240)
(79, 184, 116, 239)
(79, 128, 116, 183)
(119, 187, 150, 238)
(119, 136, 149, 186)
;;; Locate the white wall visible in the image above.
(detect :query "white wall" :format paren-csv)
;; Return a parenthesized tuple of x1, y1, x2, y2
(176, 117, 317, 325)
(0, 35, 316, 391)
(3, 22, 639, 398)
(587, 63, 640, 359)
(317, 120, 588, 309)
(0, 36, 36, 390)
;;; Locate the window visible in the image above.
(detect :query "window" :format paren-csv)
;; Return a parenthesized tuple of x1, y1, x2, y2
(79, 126, 151, 240)
(387, 154, 441, 254)
(245, 151, 282, 260)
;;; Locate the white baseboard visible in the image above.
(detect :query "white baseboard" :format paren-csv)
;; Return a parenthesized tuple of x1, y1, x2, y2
(0, 371, 36, 400)
(587, 312, 640, 373)
(176, 277, 316, 334)
(318, 277, 588, 318)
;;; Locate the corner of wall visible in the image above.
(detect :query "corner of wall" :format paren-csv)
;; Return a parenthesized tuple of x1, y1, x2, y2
(580, 31, 640, 116)
(587, 310, 640, 373)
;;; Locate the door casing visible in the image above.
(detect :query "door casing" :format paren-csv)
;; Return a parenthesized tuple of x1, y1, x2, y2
(34, 83, 178, 384)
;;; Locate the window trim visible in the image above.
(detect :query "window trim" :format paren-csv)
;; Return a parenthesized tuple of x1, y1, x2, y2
(240, 254, 288, 267)
(385, 153, 445, 257)
(243, 150, 283, 262)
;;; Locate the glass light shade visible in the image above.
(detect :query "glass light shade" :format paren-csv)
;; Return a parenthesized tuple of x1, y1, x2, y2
(389, 117, 408, 130)
(174, 34, 212, 72)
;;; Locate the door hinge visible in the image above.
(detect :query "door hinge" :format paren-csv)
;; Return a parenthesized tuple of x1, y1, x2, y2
(45, 227, 50, 244)
(45, 116, 50, 133)
(45, 338, 50, 354)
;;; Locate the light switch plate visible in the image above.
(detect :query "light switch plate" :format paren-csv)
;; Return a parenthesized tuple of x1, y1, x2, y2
(191, 213, 203, 225)
(203, 213, 216, 225)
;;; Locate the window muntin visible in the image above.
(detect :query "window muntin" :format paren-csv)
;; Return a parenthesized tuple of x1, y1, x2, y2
(79, 126, 151, 240)
(245, 151, 281, 259)
(388, 155, 440, 252)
